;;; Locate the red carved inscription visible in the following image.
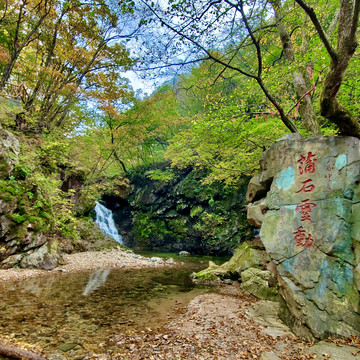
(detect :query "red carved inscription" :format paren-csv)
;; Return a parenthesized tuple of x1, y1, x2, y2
(296, 199, 317, 221)
(293, 226, 314, 248)
(298, 152, 317, 174)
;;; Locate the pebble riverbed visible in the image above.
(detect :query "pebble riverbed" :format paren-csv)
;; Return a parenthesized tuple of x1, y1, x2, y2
(0, 249, 173, 282)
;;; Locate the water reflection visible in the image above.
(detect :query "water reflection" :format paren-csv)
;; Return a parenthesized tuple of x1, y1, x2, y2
(83, 270, 110, 296)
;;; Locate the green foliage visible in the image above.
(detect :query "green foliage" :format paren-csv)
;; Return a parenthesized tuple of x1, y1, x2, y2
(0, 131, 108, 242)
(167, 218, 188, 237)
(38, 140, 69, 171)
(190, 205, 203, 218)
(132, 211, 171, 244)
(12, 213, 28, 224)
(146, 168, 175, 182)
(194, 212, 225, 237)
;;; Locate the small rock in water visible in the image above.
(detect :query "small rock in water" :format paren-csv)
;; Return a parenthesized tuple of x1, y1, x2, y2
(223, 279, 233, 285)
(58, 343, 78, 352)
(54, 269, 67, 273)
(179, 251, 190, 256)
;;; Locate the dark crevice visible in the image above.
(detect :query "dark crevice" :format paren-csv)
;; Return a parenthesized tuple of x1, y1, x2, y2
(249, 177, 274, 203)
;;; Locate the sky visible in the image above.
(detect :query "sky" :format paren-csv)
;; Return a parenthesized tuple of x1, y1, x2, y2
(123, 70, 157, 97)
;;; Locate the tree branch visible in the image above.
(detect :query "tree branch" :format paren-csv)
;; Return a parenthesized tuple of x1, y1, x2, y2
(294, 0, 337, 62)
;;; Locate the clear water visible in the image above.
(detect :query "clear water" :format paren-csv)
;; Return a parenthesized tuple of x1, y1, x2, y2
(0, 256, 223, 358)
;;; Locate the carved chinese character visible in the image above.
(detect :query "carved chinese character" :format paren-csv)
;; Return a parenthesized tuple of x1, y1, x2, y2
(296, 179, 315, 193)
(293, 226, 314, 248)
(296, 199, 317, 221)
(293, 226, 306, 246)
(298, 152, 317, 174)
(303, 233, 314, 248)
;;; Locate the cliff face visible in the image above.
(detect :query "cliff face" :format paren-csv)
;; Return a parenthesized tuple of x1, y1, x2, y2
(102, 165, 253, 255)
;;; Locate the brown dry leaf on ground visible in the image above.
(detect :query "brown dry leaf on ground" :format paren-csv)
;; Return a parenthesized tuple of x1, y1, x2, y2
(326, 336, 360, 348)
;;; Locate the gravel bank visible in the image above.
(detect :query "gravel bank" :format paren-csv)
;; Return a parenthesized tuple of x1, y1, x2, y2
(0, 249, 173, 283)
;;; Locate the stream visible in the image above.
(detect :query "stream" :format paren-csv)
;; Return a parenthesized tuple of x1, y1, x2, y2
(0, 254, 226, 358)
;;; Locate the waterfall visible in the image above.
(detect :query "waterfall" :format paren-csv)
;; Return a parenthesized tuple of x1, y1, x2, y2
(95, 201, 123, 244)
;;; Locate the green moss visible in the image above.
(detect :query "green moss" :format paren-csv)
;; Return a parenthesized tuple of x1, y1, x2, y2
(241, 268, 279, 301)
(193, 242, 270, 281)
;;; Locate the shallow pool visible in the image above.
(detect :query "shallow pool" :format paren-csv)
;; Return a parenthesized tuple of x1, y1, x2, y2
(0, 255, 223, 358)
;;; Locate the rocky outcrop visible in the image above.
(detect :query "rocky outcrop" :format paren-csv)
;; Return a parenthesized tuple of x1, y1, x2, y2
(0, 126, 20, 178)
(192, 239, 279, 300)
(103, 165, 253, 255)
(241, 267, 279, 302)
(247, 134, 360, 340)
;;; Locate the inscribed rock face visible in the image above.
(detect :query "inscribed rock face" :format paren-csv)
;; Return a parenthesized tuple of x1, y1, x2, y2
(247, 134, 360, 340)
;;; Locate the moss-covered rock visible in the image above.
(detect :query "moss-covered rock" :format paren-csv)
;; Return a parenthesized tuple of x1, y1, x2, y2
(192, 240, 271, 285)
(222, 241, 269, 277)
(241, 267, 279, 301)
(61, 218, 121, 253)
(192, 261, 231, 282)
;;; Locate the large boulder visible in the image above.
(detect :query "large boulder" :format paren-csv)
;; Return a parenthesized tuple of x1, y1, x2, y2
(19, 240, 60, 270)
(247, 134, 360, 340)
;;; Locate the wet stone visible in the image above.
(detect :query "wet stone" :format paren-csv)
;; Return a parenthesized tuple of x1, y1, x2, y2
(58, 343, 78, 352)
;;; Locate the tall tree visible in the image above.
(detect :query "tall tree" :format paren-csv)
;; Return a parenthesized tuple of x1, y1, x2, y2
(0, 0, 54, 89)
(296, 0, 360, 136)
(133, 0, 360, 137)
(271, 0, 321, 135)
(1, 0, 139, 132)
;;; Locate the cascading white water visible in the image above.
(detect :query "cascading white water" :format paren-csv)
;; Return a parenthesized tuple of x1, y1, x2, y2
(95, 201, 123, 244)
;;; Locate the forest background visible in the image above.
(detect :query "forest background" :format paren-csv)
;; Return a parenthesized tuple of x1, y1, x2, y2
(0, 0, 359, 250)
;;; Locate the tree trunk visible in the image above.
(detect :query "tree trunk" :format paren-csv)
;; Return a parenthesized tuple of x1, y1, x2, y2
(295, 0, 360, 138)
(271, 0, 321, 136)
(0, 60, 16, 90)
(318, 0, 360, 137)
(292, 70, 321, 136)
(25, 11, 65, 111)
(320, 62, 360, 136)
